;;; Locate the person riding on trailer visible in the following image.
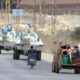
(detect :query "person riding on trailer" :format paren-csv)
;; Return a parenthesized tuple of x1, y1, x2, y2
(74, 46, 80, 58)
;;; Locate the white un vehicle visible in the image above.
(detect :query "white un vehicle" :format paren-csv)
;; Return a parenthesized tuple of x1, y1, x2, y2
(0, 24, 44, 61)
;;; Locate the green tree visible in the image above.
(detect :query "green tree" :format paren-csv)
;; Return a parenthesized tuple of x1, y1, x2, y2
(71, 27, 80, 40)
(11, 0, 21, 9)
(15, 0, 21, 2)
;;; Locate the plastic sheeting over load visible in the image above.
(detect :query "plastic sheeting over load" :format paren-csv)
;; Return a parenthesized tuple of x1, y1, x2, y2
(2, 28, 8, 35)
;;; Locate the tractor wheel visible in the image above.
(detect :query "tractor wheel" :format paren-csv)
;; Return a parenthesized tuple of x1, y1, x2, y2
(74, 69, 79, 74)
(56, 67, 60, 73)
(36, 51, 41, 61)
(0, 49, 1, 54)
(52, 63, 56, 72)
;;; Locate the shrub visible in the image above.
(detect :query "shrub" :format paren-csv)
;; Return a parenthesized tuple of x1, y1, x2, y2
(71, 27, 80, 40)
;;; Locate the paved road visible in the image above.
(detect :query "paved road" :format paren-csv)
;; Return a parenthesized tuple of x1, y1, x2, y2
(0, 51, 80, 80)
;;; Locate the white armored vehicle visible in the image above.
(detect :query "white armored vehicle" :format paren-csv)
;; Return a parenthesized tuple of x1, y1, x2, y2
(0, 24, 16, 53)
(13, 24, 44, 60)
(0, 24, 44, 60)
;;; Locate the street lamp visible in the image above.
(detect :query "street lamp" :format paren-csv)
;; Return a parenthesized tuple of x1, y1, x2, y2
(5, 0, 10, 24)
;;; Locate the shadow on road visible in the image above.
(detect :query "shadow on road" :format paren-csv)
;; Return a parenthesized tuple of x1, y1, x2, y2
(59, 71, 80, 74)
(59, 72, 75, 74)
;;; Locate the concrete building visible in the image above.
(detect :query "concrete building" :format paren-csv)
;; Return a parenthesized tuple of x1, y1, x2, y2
(19, 0, 80, 14)
(0, 0, 20, 10)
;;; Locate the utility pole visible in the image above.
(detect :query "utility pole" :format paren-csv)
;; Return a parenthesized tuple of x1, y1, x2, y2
(76, 0, 79, 14)
(5, 0, 11, 24)
(0, 0, 4, 21)
(51, 0, 57, 35)
(33, 0, 36, 31)
(1, 0, 3, 12)
(39, 0, 46, 26)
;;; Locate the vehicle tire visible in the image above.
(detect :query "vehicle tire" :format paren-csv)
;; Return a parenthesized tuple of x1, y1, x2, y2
(0, 49, 1, 54)
(13, 53, 16, 59)
(13, 49, 16, 59)
(31, 64, 34, 69)
(74, 69, 79, 74)
(36, 51, 41, 61)
(13, 50, 20, 60)
(52, 63, 56, 72)
(15, 53, 20, 60)
(56, 68, 60, 73)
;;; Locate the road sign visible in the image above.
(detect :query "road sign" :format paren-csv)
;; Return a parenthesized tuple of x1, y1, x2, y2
(12, 9, 24, 16)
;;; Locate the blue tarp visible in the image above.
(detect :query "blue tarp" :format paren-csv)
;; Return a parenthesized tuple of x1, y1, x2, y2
(2, 28, 8, 35)
(19, 32, 25, 41)
(7, 24, 12, 31)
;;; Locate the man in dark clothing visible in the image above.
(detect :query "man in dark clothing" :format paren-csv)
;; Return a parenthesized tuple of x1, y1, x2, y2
(27, 46, 37, 65)
(74, 46, 80, 58)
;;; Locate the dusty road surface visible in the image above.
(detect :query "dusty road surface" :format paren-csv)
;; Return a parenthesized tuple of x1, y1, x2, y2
(0, 51, 80, 80)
